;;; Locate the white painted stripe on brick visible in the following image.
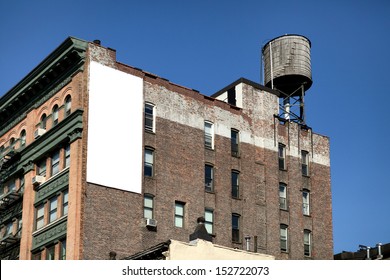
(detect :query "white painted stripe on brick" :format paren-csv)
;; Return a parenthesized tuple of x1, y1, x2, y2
(149, 85, 330, 166)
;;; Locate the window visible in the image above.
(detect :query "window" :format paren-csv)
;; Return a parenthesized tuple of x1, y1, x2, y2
(32, 251, 42, 260)
(37, 158, 47, 177)
(144, 148, 154, 177)
(231, 170, 239, 198)
(204, 121, 214, 149)
(304, 230, 312, 257)
(62, 190, 69, 216)
(279, 183, 287, 210)
(278, 143, 286, 170)
(4, 221, 13, 237)
(205, 209, 214, 234)
(174, 201, 185, 228)
(20, 130, 26, 147)
(280, 224, 288, 252)
(35, 189, 68, 230)
(144, 195, 154, 219)
(19, 175, 25, 193)
(232, 214, 240, 242)
(303, 190, 310, 215)
(49, 196, 58, 223)
(60, 239, 67, 260)
(8, 179, 16, 193)
(40, 114, 47, 129)
(51, 150, 60, 176)
(144, 103, 155, 132)
(64, 144, 70, 168)
(65, 95, 72, 116)
(17, 218, 22, 237)
(205, 164, 214, 192)
(9, 137, 15, 147)
(231, 129, 239, 157)
(52, 105, 59, 126)
(301, 150, 309, 176)
(46, 244, 55, 260)
(36, 204, 45, 230)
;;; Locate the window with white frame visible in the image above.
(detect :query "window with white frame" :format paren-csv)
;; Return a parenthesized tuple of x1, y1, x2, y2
(205, 209, 214, 234)
(280, 224, 288, 252)
(144, 195, 154, 219)
(279, 183, 287, 210)
(205, 164, 214, 192)
(304, 229, 312, 257)
(301, 150, 309, 176)
(144, 148, 154, 177)
(302, 190, 310, 215)
(144, 103, 155, 132)
(174, 201, 185, 228)
(278, 143, 286, 170)
(204, 121, 214, 149)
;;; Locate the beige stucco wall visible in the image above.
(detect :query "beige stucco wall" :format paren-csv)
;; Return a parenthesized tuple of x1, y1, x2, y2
(165, 239, 275, 260)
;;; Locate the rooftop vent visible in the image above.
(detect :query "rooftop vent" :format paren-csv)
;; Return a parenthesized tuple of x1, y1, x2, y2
(189, 217, 212, 243)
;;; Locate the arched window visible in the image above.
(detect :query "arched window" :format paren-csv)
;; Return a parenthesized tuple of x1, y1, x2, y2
(52, 105, 59, 126)
(40, 114, 47, 129)
(64, 95, 72, 116)
(9, 137, 15, 147)
(20, 130, 26, 147)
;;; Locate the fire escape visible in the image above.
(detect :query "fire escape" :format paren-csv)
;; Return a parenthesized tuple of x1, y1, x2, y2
(0, 144, 23, 259)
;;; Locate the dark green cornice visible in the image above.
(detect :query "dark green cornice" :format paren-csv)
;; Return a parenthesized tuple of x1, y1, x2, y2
(0, 109, 83, 182)
(0, 37, 89, 130)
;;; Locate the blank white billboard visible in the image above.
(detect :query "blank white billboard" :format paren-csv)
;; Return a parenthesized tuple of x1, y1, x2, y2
(87, 61, 143, 193)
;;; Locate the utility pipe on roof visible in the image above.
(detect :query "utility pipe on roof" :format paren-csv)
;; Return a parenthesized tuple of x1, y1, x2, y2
(377, 243, 383, 260)
(270, 41, 273, 89)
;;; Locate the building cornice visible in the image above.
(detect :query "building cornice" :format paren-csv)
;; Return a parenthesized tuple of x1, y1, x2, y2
(0, 37, 88, 130)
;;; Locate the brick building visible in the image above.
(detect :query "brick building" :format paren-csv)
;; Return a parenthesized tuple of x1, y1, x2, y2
(0, 36, 333, 260)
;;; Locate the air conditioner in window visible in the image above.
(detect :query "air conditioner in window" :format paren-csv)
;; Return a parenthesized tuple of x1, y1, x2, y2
(34, 128, 46, 139)
(146, 218, 157, 228)
(32, 175, 45, 186)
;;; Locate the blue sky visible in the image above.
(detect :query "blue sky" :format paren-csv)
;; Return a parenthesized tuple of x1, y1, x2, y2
(1, 0, 389, 254)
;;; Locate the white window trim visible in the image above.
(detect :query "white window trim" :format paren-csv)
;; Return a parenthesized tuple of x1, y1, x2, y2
(204, 121, 214, 149)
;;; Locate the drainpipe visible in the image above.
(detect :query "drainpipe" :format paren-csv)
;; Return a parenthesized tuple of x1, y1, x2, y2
(245, 236, 251, 251)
